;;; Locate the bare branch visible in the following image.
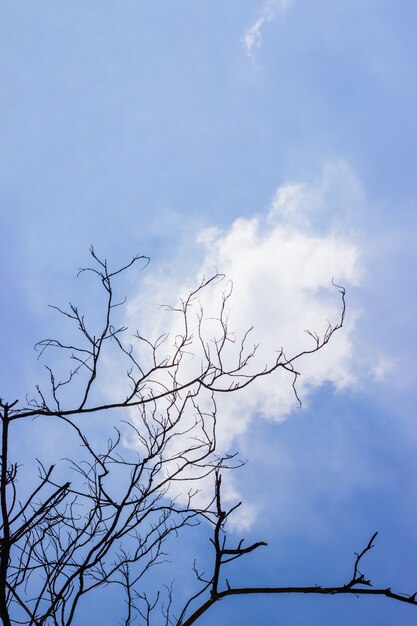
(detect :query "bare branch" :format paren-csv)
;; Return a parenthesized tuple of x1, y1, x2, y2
(177, 476, 416, 626)
(1, 251, 410, 626)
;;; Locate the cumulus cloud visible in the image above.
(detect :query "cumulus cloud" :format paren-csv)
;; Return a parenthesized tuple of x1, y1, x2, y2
(193, 185, 359, 435)
(125, 163, 362, 527)
(242, 0, 293, 58)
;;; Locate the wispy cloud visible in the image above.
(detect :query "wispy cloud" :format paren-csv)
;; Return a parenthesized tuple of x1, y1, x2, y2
(372, 354, 396, 382)
(242, 0, 293, 58)
(242, 17, 265, 59)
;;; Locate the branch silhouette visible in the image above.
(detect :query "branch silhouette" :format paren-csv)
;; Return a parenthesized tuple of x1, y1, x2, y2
(177, 472, 417, 626)
(1, 250, 410, 626)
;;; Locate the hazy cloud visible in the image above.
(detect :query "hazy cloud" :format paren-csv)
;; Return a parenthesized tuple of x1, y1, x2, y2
(242, 0, 293, 58)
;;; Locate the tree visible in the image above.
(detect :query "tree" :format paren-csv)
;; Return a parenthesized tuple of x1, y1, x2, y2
(0, 249, 415, 626)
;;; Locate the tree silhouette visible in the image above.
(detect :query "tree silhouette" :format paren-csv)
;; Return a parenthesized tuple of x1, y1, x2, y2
(0, 249, 415, 626)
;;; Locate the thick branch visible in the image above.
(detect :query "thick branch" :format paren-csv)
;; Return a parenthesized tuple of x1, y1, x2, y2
(180, 585, 417, 626)
(178, 473, 415, 626)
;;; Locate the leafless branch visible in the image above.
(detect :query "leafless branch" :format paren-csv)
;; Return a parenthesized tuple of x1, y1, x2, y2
(176, 473, 417, 626)
(1, 250, 403, 626)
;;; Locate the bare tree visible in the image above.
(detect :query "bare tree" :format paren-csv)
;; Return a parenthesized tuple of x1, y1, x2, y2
(0, 249, 414, 626)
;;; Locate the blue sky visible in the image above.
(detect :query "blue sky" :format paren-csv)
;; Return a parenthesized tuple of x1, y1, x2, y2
(2, 1, 417, 624)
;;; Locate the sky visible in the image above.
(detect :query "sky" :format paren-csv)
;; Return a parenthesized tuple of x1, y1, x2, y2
(1, 1, 417, 624)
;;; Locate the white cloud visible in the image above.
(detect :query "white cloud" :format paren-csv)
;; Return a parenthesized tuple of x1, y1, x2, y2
(194, 184, 360, 434)
(242, 0, 293, 58)
(125, 162, 362, 528)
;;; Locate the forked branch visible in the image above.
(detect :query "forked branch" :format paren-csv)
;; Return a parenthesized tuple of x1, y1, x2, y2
(177, 473, 417, 626)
